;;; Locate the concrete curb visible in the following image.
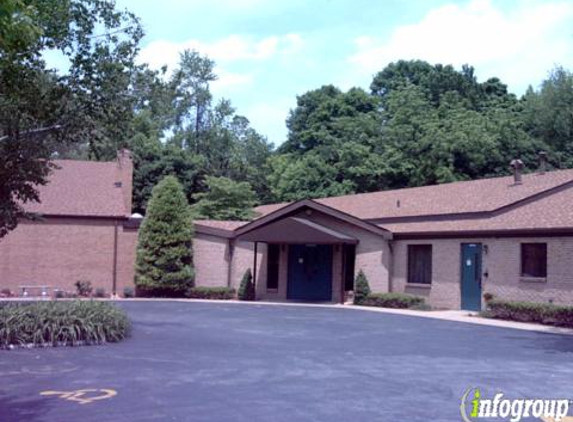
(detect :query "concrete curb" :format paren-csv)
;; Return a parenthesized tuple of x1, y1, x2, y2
(2, 297, 573, 336)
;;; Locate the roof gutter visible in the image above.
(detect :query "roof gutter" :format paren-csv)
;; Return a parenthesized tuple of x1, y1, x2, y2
(394, 227, 573, 240)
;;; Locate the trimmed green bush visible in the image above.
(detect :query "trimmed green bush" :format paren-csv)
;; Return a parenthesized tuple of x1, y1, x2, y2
(353, 270, 371, 305)
(0, 301, 131, 349)
(238, 269, 255, 301)
(361, 292, 425, 309)
(484, 299, 573, 328)
(188, 287, 235, 300)
(135, 176, 194, 297)
(123, 286, 135, 298)
(75, 280, 93, 297)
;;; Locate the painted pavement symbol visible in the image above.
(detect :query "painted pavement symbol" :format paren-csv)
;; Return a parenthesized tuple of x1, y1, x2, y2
(40, 389, 117, 405)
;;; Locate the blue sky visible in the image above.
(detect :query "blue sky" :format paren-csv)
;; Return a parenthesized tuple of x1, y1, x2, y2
(118, 0, 573, 146)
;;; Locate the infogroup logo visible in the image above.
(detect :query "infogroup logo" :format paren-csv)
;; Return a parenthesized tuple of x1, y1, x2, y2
(460, 387, 571, 422)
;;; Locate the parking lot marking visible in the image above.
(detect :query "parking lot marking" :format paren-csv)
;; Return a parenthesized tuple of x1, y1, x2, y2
(40, 389, 117, 405)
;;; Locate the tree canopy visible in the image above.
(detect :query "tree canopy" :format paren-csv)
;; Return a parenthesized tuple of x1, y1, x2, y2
(0, 0, 142, 237)
(2, 1, 573, 236)
(192, 176, 257, 221)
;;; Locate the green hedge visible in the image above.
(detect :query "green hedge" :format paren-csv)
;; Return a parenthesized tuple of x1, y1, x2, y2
(360, 292, 425, 309)
(0, 301, 131, 349)
(484, 299, 573, 328)
(187, 287, 235, 300)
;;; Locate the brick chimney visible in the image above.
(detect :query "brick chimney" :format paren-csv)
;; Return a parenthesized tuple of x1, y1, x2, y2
(510, 159, 524, 185)
(116, 149, 133, 214)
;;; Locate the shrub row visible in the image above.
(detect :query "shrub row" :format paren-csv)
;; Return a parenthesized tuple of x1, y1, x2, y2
(352, 270, 425, 309)
(0, 301, 131, 349)
(359, 292, 426, 309)
(187, 287, 236, 300)
(484, 299, 573, 328)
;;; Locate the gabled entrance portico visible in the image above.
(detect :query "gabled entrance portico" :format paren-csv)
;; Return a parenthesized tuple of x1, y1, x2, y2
(234, 200, 391, 303)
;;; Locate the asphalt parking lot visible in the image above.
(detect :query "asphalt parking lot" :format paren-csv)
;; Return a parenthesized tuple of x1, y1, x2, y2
(1, 301, 572, 422)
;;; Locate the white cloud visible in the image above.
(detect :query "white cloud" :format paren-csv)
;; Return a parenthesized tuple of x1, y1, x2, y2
(348, 0, 573, 93)
(138, 33, 303, 91)
(211, 70, 253, 94)
(244, 99, 294, 145)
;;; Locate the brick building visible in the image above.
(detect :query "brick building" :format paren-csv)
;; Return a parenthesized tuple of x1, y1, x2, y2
(0, 150, 139, 297)
(2, 152, 573, 310)
(195, 166, 573, 310)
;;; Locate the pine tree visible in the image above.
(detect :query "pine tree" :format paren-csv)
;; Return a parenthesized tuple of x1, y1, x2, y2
(238, 268, 256, 301)
(353, 270, 371, 305)
(135, 175, 194, 296)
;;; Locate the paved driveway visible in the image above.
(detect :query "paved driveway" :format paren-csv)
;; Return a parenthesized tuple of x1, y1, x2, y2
(1, 301, 572, 422)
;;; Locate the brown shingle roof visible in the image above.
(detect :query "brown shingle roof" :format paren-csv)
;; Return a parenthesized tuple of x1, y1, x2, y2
(25, 160, 128, 218)
(255, 170, 573, 221)
(382, 185, 573, 235)
(194, 220, 247, 230)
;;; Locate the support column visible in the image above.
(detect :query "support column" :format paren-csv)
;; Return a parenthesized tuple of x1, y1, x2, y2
(253, 241, 258, 297)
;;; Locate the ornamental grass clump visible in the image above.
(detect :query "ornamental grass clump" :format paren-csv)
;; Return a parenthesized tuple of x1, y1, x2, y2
(0, 301, 131, 349)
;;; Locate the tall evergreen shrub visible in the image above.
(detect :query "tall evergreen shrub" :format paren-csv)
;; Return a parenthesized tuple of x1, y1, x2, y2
(135, 176, 194, 297)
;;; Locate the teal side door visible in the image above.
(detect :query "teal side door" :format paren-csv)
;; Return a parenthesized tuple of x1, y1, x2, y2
(460, 243, 482, 311)
(287, 244, 332, 301)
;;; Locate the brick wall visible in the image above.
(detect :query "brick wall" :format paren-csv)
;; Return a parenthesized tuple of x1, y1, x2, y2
(193, 221, 573, 309)
(0, 217, 137, 297)
(193, 233, 230, 288)
(392, 239, 461, 309)
(232, 240, 266, 296)
(392, 237, 573, 309)
(192, 234, 267, 296)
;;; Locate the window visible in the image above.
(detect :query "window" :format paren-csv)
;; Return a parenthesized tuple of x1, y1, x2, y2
(343, 244, 356, 291)
(266, 244, 280, 289)
(408, 245, 432, 284)
(521, 243, 547, 278)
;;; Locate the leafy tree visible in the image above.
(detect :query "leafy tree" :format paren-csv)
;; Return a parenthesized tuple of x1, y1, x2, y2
(370, 60, 494, 110)
(0, 0, 142, 238)
(135, 176, 194, 297)
(280, 85, 380, 155)
(128, 50, 273, 213)
(171, 49, 217, 147)
(238, 268, 255, 301)
(270, 86, 383, 200)
(192, 176, 257, 221)
(267, 153, 354, 202)
(131, 137, 203, 213)
(379, 83, 546, 188)
(521, 67, 573, 164)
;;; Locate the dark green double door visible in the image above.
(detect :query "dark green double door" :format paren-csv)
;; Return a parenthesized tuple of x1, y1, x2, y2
(287, 244, 332, 302)
(461, 243, 482, 311)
